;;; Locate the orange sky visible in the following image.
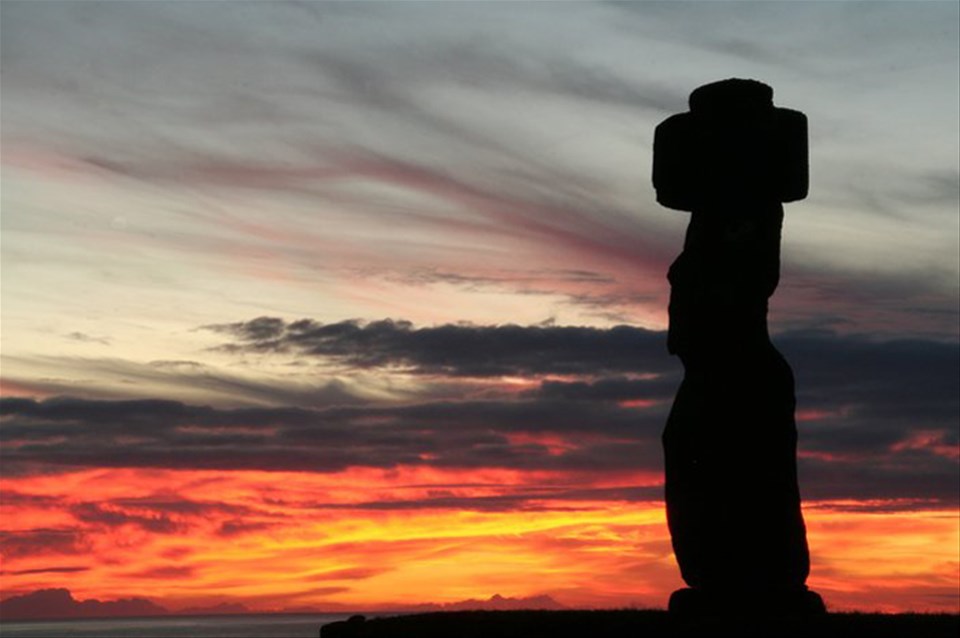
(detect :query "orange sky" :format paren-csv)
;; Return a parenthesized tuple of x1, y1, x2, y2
(2, 467, 956, 613)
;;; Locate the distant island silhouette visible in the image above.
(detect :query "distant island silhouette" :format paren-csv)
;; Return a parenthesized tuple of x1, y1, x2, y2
(0, 588, 169, 621)
(0, 588, 255, 621)
(0, 588, 561, 622)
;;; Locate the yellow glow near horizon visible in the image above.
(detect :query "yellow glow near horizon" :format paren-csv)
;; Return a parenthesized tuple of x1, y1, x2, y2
(1, 468, 957, 613)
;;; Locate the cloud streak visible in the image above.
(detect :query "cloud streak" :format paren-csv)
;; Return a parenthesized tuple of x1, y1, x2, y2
(205, 317, 673, 377)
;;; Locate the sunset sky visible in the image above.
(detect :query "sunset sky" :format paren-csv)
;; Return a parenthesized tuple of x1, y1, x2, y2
(1, 0, 958, 615)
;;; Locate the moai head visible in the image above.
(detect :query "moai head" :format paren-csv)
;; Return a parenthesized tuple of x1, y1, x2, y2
(652, 78, 808, 211)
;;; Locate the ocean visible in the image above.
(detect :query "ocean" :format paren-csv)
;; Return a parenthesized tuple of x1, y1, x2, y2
(0, 613, 358, 637)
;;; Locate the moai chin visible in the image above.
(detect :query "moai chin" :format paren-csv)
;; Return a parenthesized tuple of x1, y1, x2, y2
(653, 79, 825, 616)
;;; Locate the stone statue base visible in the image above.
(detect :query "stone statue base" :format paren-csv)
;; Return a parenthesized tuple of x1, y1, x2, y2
(668, 587, 826, 618)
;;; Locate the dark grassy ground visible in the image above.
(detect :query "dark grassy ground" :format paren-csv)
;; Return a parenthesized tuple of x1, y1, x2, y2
(321, 609, 959, 638)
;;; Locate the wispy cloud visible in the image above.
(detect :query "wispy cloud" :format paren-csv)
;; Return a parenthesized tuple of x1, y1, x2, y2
(205, 317, 672, 377)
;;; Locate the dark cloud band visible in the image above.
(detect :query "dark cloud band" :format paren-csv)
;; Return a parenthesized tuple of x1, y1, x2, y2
(205, 317, 673, 377)
(3, 320, 957, 509)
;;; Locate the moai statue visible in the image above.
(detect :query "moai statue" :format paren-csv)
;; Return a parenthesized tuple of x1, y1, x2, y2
(653, 79, 825, 615)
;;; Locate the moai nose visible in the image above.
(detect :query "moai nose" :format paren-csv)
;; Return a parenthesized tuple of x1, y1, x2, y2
(652, 78, 809, 211)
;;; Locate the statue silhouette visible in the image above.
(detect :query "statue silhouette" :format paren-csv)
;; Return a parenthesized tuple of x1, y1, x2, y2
(653, 79, 825, 615)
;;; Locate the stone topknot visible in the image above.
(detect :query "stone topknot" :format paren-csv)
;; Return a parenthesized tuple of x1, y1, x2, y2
(689, 78, 774, 115)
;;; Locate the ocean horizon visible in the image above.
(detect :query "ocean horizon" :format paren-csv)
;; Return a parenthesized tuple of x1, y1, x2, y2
(0, 612, 365, 638)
